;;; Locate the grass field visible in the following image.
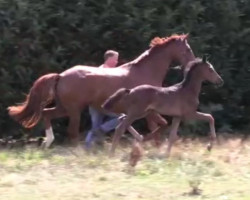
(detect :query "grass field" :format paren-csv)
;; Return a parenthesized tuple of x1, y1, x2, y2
(0, 135, 250, 200)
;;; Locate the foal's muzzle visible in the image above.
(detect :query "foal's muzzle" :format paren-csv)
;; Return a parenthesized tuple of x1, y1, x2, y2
(216, 78, 224, 87)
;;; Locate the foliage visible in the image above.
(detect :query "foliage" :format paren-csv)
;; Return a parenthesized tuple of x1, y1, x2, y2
(0, 0, 249, 138)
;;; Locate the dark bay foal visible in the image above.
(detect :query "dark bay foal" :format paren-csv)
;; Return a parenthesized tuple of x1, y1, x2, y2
(103, 56, 223, 156)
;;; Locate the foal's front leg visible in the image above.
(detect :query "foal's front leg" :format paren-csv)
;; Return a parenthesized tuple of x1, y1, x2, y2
(191, 112, 216, 151)
(166, 117, 181, 156)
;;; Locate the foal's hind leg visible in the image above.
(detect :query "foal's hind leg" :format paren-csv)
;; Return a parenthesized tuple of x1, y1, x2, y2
(144, 113, 168, 147)
(110, 110, 148, 156)
(191, 112, 216, 151)
(118, 115, 144, 142)
(42, 106, 67, 148)
(110, 115, 136, 156)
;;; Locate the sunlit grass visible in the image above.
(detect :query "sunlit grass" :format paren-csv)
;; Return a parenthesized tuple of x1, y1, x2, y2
(0, 135, 250, 200)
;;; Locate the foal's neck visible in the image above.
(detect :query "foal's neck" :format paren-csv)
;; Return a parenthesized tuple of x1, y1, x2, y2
(183, 73, 203, 97)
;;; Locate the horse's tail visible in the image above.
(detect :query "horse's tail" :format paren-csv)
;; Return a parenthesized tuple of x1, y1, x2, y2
(8, 73, 60, 129)
(102, 88, 130, 111)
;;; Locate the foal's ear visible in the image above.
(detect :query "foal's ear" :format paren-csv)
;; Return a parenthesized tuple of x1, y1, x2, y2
(184, 33, 189, 40)
(202, 54, 207, 63)
(181, 33, 189, 41)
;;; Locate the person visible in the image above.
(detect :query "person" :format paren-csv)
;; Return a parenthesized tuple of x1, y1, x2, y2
(85, 50, 121, 149)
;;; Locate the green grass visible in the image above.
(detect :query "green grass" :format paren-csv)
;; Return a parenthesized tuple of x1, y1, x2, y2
(0, 136, 250, 200)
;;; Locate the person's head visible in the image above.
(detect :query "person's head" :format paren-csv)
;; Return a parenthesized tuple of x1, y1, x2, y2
(104, 50, 119, 68)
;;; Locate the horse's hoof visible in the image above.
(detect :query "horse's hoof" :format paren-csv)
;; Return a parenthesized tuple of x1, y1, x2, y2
(69, 139, 80, 147)
(40, 141, 46, 149)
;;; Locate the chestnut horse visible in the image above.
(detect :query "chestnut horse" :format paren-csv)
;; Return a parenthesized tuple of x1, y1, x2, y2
(8, 34, 195, 148)
(103, 56, 223, 156)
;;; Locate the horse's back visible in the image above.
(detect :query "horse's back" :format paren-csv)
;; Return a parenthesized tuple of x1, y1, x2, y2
(56, 65, 129, 109)
(60, 65, 97, 77)
(60, 65, 128, 77)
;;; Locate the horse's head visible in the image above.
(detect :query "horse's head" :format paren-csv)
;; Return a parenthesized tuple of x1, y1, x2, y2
(134, 34, 195, 70)
(169, 34, 195, 68)
(194, 55, 224, 86)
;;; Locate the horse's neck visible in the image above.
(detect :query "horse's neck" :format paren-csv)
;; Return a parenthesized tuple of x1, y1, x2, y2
(130, 48, 173, 85)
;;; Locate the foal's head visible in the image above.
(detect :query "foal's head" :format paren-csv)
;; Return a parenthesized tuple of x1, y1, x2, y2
(186, 55, 224, 85)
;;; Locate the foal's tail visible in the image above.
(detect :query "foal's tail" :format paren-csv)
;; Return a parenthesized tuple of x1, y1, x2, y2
(102, 88, 130, 111)
(8, 73, 60, 129)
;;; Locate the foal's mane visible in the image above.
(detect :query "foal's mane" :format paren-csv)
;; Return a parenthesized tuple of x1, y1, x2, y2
(132, 34, 188, 65)
(182, 58, 204, 87)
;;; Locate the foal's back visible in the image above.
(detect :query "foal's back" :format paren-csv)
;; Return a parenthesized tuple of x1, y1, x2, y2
(127, 84, 187, 116)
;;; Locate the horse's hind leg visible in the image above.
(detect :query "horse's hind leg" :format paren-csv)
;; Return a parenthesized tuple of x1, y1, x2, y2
(42, 106, 67, 148)
(67, 109, 81, 146)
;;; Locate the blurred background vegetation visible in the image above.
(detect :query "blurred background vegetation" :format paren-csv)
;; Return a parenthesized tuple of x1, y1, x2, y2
(0, 0, 249, 141)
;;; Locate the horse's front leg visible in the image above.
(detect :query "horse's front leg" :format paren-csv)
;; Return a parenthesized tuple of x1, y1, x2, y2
(190, 111, 216, 151)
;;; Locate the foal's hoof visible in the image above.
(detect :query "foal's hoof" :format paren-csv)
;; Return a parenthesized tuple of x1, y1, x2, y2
(108, 150, 115, 158)
(207, 143, 212, 151)
(138, 135, 144, 142)
(118, 114, 126, 121)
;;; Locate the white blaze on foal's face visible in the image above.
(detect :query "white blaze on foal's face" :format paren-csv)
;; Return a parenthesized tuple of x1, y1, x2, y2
(205, 62, 221, 83)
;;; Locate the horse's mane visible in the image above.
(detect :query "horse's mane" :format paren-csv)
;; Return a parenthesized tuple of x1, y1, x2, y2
(182, 58, 203, 87)
(132, 34, 188, 65)
(149, 34, 188, 48)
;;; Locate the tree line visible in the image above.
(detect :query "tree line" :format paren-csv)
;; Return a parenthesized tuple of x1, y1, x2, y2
(0, 0, 249, 139)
